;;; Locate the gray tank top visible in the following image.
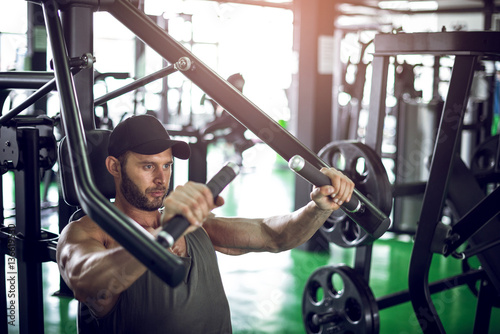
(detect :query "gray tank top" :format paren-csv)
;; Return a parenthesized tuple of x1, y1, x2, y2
(77, 228, 232, 333)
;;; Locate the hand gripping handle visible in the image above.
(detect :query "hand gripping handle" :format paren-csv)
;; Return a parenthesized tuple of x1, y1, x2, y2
(157, 162, 240, 248)
(288, 155, 390, 239)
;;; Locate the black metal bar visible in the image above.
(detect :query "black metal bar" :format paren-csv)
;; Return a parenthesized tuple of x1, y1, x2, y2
(462, 238, 500, 259)
(473, 278, 494, 334)
(445, 185, 500, 256)
(408, 55, 477, 334)
(1, 67, 80, 125)
(377, 269, 486, 310)
(188, 139, 208, 183)
(447, 156, 500, 294)
(0, 72, 53, 89)
(60, 4, 95, 130)
(102, 0, 390, 242)
(15, 127, 44, 334)
(94, 65, 177, 106)
(354, 244, 373, 282)
(0, 78, 57, 125)
(28, 2, 49, 114)
(42, 0, 186, 287)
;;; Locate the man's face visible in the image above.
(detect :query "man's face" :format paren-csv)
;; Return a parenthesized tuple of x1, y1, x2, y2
(119, 149, 174, 211)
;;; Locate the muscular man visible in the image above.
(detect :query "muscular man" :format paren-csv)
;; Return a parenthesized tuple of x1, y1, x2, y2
(56, 114, 354, 333)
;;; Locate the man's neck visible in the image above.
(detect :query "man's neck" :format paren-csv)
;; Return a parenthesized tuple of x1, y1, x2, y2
(114, 197, 161, 229)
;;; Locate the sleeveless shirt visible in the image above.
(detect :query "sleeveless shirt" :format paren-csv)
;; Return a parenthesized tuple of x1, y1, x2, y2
(77, 228, 232, 333)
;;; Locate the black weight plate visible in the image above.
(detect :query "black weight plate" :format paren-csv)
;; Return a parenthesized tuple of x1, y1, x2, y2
(318, 141, 392, 247)
(302, 265, 379, 334)
(470, 134, 500, 184)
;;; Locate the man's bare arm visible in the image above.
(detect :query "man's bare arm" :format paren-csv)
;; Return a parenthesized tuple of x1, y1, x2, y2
(56, 218, 148, 317)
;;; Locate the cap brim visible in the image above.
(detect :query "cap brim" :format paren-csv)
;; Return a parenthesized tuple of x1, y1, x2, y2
(130, 139, 191, 160)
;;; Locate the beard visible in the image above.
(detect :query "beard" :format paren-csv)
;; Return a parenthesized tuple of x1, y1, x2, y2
(120, 167, 167, 212)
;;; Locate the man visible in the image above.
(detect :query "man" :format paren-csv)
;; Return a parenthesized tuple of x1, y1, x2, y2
(56, 114, 354, 333)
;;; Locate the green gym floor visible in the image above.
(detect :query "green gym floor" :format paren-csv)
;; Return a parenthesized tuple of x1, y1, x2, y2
(6, 145, 500, 334)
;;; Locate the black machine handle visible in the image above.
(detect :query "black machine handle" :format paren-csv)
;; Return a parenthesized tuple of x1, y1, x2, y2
(288, 155, 390, 239)
(289, 155, 363, 213)
(157, 162, 240, 248)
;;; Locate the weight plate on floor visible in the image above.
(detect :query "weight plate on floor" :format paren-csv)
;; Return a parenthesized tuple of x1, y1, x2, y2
(302, 265, 379, 334)
(318, 141, 392, 247)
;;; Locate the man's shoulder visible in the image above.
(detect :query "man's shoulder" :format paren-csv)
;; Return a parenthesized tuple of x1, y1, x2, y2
(62, 214, 109, 243)
(68, 213, 100, 230)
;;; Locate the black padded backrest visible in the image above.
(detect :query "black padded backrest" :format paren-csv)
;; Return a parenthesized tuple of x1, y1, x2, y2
(58, 129, 116, 207)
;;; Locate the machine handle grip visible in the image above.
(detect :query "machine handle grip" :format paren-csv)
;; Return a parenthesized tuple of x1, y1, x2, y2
(157, 162, 240, 248)
(288, 155, 390, 239)
(289, 155, 362, 212)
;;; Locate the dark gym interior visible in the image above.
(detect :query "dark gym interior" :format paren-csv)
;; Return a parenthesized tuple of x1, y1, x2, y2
(1, 0, 500, 333)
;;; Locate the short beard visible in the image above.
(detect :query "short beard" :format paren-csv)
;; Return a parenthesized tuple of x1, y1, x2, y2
(120, 165, 166, 212)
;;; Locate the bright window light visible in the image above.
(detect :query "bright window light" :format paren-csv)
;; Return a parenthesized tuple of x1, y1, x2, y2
(409, 1, 439, 10)
(378, 1, 438, 11)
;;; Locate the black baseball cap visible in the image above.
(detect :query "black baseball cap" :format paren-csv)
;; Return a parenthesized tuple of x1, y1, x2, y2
(108, 114, 190, 159)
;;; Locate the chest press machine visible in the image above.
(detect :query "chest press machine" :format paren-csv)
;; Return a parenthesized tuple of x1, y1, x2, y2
(0, 0, 391, 333)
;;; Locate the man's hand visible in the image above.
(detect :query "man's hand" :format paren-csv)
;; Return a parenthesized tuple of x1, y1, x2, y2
(161, 181, 224, 228)
(310, 168, 354, 211)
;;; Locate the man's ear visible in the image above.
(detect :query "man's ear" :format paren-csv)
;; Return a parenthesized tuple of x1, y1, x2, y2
(106, 156, 121, 178)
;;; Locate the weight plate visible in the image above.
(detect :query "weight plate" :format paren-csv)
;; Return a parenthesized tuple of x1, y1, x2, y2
(470, 134, 500, 184)
(318, 141, 392, 247)
(302, 265, 379, 334)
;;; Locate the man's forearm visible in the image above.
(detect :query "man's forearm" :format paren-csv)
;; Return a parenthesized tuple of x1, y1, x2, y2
(263, 201, 333, 252)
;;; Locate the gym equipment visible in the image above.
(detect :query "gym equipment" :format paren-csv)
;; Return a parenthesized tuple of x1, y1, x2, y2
(317, 141, 392, 247)
(157, 162, 240, 248)
(41, 0, 188, 289)
(302, 265, 379, 334)
(0, 2, 390, 332)
(289, 141, 392, 247)
(96, 0, 389, 237)
(302, 263, 492, 334)
(462, 255, 500, 308)
(369, 31, 500, 333)
(1, 0, 390, 294)
(301, 30, 500, 334)
(58, 130, 116, 207)
(332, 35, 373, 142)
(201, 74, 255, 163)
(470, 134, 500, 186)
(94, 64, 178, 107)
(0, 116, 58, 334)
